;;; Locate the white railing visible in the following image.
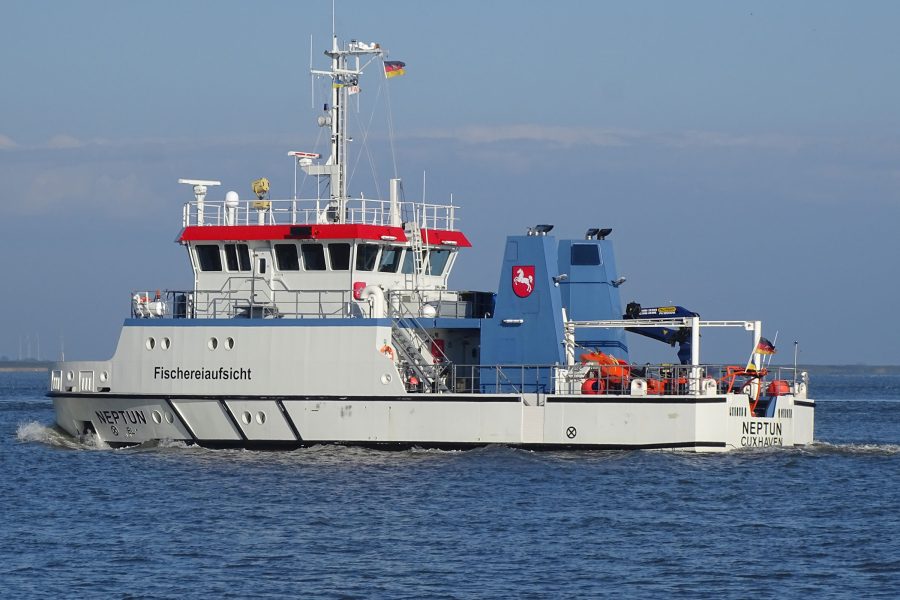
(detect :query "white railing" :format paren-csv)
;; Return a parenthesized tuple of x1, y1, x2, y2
(131, 289, 485, 321)
(182, 198, 459, 230)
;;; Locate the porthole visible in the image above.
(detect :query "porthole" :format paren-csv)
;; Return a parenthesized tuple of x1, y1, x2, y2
(224, 337, 235, 350)
(152, 410, 162, 424)
(165, 412, 174, 424)
(242, 411, 252, 425)
(256, 411, 266, 425)
(208, 337, 218, 350)
(160, 337, 171, 350)
(381, 374, 392, 385)
(99, 371, 109, 383)
(66, 371, 74, 381)
(146, 337, 156, 350)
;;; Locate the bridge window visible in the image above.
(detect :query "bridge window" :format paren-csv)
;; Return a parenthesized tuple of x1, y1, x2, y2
(356, 244, 379, 271)
(426, 249, 451, 275)
(378, 246, 403, 273)
(224, 243, 251, 271)
(274, 244, 300, 271)
(196, 244, 222, 271)
(401, 248, 416, 274)
(571, 244, 602, 266)
(301, 243, 326, 271)
(328, 243, 351, 270)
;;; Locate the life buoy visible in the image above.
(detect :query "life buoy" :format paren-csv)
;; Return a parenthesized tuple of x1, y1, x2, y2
(379, 344, 395, 360)
(581, 378, 605, 395)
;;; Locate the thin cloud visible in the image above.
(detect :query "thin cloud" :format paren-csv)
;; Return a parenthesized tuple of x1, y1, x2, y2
(1, 164, 156, 218)
(0, 132, 308, 154)
(410, 124, 633, 147)
(1, 127, 806, 154)
(409, 124, 808, 152)
(663, 130, 806, 151)
(46, 134, 85, 149)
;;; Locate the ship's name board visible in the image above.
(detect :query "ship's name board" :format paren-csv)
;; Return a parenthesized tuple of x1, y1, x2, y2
(741, 421, 783, 447)
(153, 366, 253, 381)
(95, 409, 147, 426)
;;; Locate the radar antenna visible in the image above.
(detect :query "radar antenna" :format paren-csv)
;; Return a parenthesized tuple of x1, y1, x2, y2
(178, 179, 221, 226)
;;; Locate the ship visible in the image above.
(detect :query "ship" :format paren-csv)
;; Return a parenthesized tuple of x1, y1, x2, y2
(48, 33, 814, 452)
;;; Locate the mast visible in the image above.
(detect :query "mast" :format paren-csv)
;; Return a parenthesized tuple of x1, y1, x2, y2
(328, 35, 347, 218)
(309, 36, 383, 223)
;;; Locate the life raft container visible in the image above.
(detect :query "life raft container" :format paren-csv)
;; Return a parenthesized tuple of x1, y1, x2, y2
(766, 380, 790, 396)
(581, 351, 630, 384)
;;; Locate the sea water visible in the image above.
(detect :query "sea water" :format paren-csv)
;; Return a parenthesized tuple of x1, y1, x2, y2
(1, 368, 898, 598)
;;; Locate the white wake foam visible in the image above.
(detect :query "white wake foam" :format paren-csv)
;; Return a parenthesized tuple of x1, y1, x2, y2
(808, 441, 900, 456)
(16, 421, 109, 450)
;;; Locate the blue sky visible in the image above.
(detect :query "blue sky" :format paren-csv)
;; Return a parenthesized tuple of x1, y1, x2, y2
(2, 0, 900, 364)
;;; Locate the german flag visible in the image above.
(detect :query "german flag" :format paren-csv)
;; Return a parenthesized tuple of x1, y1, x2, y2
(383, 60, 406, 78)
(755, 337, 777, 355)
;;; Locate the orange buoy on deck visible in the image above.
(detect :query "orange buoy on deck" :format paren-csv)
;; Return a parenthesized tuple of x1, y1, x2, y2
(581, 378, 606, 395)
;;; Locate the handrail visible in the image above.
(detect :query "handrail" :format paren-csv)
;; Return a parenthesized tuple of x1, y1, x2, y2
(182, 197, 460, 230)
(131, 287, 486, 321)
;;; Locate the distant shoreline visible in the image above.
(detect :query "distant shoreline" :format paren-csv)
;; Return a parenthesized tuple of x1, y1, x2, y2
(0, 362, 52, 372)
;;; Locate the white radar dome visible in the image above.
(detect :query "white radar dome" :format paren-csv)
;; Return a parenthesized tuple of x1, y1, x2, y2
(225, 191, 240, 208)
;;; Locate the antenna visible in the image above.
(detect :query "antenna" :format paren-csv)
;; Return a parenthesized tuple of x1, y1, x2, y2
(178, 179, 221, 226)
(177, 178, 221, 189)
(289, 151, 321, 200)
(310, 34, 314, 109)
(793, 340, 799, 384)
(308, 29, 384, 223)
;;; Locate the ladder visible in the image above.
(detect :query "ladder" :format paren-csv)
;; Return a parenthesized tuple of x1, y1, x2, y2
(390, 314, 451, 393)
(405, 207, 430, 282)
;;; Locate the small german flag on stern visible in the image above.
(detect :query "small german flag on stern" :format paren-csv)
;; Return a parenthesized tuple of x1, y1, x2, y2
(755, 337, 777, 355)
(383, 60, 406, 78)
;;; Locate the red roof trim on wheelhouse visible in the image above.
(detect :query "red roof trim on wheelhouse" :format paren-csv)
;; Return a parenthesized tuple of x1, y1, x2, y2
(178, 224, 470, 247)
(419, 229, 472, 248)
(178, 224, 407, 243)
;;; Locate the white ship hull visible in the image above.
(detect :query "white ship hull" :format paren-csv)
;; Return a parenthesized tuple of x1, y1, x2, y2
(51, 391, 813, 452)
